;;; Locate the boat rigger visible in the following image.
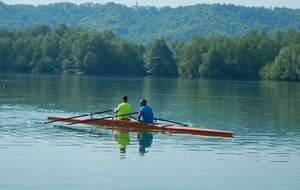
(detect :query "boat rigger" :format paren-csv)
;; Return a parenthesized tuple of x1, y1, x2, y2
(47, 116, 234, 138)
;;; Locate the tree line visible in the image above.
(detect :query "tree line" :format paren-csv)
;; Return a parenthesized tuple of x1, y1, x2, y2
(0, 2, 299, 43)
(0, 25, 299, 81)
(0, 25, 145, 75)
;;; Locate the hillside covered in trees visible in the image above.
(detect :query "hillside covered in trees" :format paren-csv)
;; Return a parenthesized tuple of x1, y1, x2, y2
(0, 1, 299, 43)
(1, 25, 300, 81)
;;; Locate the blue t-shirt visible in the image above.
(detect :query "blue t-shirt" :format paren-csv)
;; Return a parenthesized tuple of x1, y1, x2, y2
(139, 105, 154, 123)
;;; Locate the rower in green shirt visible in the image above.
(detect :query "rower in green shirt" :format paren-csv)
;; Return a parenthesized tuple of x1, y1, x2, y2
(114, 95, 131, 120)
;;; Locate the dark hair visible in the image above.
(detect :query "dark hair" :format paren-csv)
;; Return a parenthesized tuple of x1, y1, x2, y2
(140, 98, 147, 106)
(122, 95, 128, 102)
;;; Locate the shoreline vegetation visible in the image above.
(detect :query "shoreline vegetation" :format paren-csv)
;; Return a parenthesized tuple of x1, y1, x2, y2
(0, 25, 299, 81)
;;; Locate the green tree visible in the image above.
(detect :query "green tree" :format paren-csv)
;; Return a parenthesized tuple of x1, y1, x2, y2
(83, 52, 99, 74)
(116, 42, 145, 75)
(9, 38, 33, 72)
(178, 37, 209, 77)
(144, 38, 177, 76)
(232, 30, 269, 78)
(260, 43, 300, 81)
(0, 38, 11, 71)
(199, 48, 225, 78)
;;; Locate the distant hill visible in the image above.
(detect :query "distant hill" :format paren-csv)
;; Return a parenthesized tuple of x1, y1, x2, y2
(0, 1, 299, 43)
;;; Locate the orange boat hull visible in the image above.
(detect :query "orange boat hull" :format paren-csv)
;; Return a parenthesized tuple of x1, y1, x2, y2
(47, 116, 234, 138)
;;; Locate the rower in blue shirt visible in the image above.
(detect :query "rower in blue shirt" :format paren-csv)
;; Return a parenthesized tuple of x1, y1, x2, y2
(137, 99, 153, 124)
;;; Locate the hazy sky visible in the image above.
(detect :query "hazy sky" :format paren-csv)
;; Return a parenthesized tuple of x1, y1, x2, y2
(1, 0, 300, 9)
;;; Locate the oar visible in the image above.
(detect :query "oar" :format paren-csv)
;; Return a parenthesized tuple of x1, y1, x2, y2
(154, 117, 189, 127)
(130, 115, 137, 120)
(43, 109, 113, 124)
(67, 112, 139, 125)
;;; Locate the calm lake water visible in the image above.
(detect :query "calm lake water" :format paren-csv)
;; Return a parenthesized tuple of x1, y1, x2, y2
(0, 73, 300, 190)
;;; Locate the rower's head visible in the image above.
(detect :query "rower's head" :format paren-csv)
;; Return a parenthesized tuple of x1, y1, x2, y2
(140, 99, 147, 106)
(121, 95, 128, 103)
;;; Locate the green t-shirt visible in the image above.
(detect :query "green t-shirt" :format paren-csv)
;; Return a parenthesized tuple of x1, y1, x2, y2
(117, 103, 131, 119)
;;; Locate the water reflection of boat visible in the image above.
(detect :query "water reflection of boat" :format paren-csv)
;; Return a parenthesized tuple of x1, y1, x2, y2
(48, 116, 233, 138)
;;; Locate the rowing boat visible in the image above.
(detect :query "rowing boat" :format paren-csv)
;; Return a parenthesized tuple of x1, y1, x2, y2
(47, 116, 234, 137)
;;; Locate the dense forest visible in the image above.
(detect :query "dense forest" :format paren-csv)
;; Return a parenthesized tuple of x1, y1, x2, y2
(0, 25, 300, 81)
(0, 1, 299, 43)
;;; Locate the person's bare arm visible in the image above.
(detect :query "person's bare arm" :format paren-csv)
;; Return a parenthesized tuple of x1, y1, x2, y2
(137, 112, 141, 121)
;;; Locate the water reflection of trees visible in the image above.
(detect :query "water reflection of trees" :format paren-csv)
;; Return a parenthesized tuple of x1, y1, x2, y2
(1, 73, 145, 112)
(175, 78, 300, 131)
(142, 76, 179, 117)
(2, 73, 300, 131)
(259, 81, 300, 129)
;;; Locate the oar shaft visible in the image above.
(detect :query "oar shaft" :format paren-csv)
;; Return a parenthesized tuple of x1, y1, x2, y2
(67, 116, 112, 125)
(67, 112, 138, 125)
(92, 110, 113, 115)
(44, 114, 88, 124)
(155, 117, 188, 126)
(44, 109, 113, 124)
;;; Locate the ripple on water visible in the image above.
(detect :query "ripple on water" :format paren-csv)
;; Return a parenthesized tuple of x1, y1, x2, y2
(1, 103, 300, 162)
